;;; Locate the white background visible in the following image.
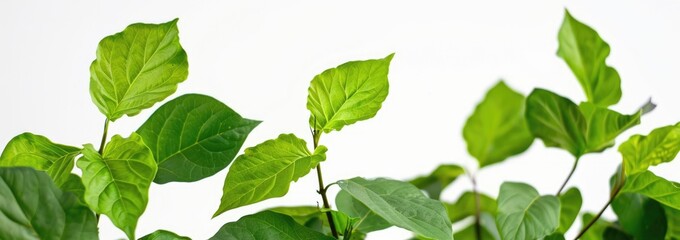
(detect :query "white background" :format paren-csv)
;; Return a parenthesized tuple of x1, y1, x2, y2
(2, 1, 680, 239)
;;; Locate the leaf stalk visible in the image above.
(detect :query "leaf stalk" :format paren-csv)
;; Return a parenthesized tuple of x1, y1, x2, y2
(557, 158, 579, 196)
(312, 130, 339, 238)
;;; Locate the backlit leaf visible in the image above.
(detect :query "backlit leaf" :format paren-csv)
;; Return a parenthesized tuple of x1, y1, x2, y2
(620, 170, 680, 211)
(0, 133, 79, 186)
(619, 123, 680, 176)
(579, 102, 640, 153)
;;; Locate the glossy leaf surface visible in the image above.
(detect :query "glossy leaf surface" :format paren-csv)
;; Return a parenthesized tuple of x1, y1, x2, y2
(0, 133, 80, 186)
(209, 211, 335, 240)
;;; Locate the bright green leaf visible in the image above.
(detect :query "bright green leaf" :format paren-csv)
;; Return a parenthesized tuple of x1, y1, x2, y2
(453, 212, 500, 240)
(579, 102, 640, 153)
(611, 193, 667, 240)
(0, 133, 80, 186)
(307, 54, 394, 133)
(77, 133, 157, 239)
(268, 206, 322, 226)
(336, 190, 391, 233)
(209, 211, 335, 240)
(619, 123, 680, 176)
(557, 10, 621, 107)
(139, 230, 191, 240)
(214, 134, 327, 217)
(620, 170, 680, 211)
(337, 177, 452, 240)
(409, 164, 464, 200)
(525, 89, 587, 157)
(89, 19, 189, 121)
(496, 182, 560, 240)
(463, 81, 534, 167)
(136, 94, 260, 183)
(446, 191, 497, 223)
(557, 187, 582, 233)
(0, 167, 98, 240)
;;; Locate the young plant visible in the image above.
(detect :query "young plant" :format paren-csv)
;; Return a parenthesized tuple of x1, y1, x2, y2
(2, 8, 680, 240)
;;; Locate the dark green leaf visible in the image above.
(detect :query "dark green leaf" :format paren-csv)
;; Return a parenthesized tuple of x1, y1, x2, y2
(209, 211, 335, 240)
(214, 134, 327, 217)
(336, 190, 391, 233)
(337, 177, 452, 240)
(77, 133, 157, 239)
(463, 81, 534, 167)
(619, 123, 680, 176)
(557, 187, 582, 233)
(525, 89, 587, 157)
(0, 133, 80, 186)
(544, 233, 566, 240)
(60, 174, 86, 204)
(136, 94, 260, 183)
(664, 206, 680, 240)
(446, 191, 497, 223)
(307, 54, 393, 133)
(0, 167, 98, 240)
(409, 164, 464, 200)
(620, 170, 680, 211)
(603, 226, 633, 240)
(139, 230, 191, 240)
(496, 182, 560, 240)
(557, 10, 621, 107)
(89, 19, 189, 121)
(612, 193, 666, 240)
(579, 102, 640, 153)
(580, 213, 611, 240)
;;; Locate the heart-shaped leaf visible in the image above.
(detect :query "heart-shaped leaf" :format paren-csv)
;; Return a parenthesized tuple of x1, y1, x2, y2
(463, 81, 534, 167)
(0, 133, 80, 186)
(557, 10, 621, 107)
(214, 134, 327, 217)
(137, 94, 260, 183)
(496, 182, 560, 240)
(446, 191, 497, 223)
(77, 133, 157, 239)
(337, 177, 452, 240)
(89, 19, 189, 121)
(209, 211, 335, 240)
(307, 54, 393, 133)
(556, 187, 582, 234)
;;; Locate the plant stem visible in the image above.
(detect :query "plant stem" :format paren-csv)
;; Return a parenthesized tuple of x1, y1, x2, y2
(573, 167, 626, 240)
(471, 174, 482, 240)
(95, 118, 109, 223)
(312, 130, 339, 238)
(557, 158, 579, 196)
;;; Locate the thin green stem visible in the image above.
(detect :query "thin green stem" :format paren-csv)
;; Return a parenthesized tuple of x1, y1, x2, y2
(557, 158, 579, 196)
(573, 165, 626, 240)
(312, 130, 339, 238)
(95, 118, 109, 223)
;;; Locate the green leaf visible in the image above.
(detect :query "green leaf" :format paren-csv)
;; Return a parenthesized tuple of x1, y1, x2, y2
(580, 213, 611, 240)
(337, 177, 452, 240)
(619, 123, 680, 176)
(579, 102, 640, 153)
(136, 94, 260, 183)
(60, 174, 86, 204)
(453, 212, 500, 240)
(463, 81, 534, 167)
(139, 230, 191, 240)
(544, 234, 566, 240)
(557, 10, 621, 107)
(557, 187, 582, 233)
(603, 226, 633, 240)
(89, 19, 189, 121)
(336, 190, 391, 233)
(0, 167, 98, 240)
(620, 170, 680, 211)
(664, 206, 680, 240)
(611, 193, 667, 240)
(268, 206, 323, 226)
(525, 89, 587, 157)
(409, 164, 464, 200)
(446, 191, 497, 223)
(77, 133, 157, 239)
(209, 211, 335, 240)
(307, 54, 394, 133)
(214, 134, 327, 217)
(496, 182, 560, 240)
(0, 133, 80, 186)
